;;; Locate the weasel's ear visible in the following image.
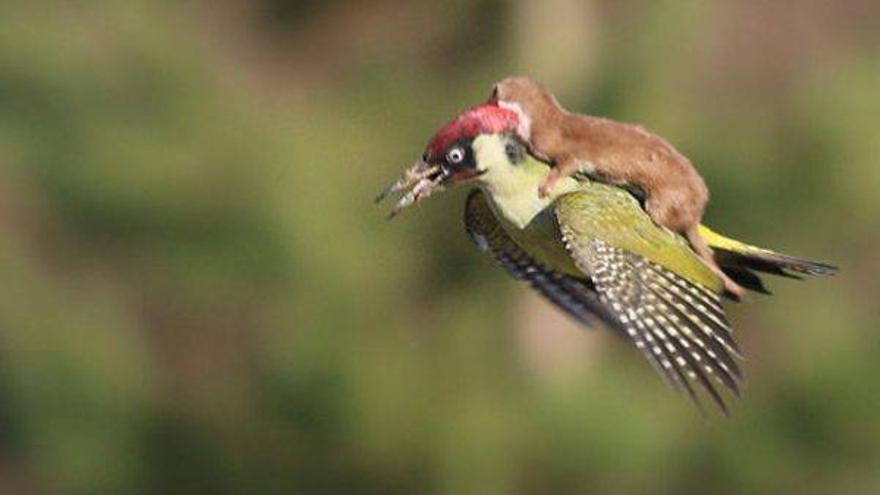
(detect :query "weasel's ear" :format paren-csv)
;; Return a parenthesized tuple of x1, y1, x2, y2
(490, 84, 499, 101)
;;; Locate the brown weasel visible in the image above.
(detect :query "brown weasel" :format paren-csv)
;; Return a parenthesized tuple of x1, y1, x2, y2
(491, 76, 744, 298)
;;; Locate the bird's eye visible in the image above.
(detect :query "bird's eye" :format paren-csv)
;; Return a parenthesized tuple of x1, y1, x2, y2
(446, 147, 465, 164)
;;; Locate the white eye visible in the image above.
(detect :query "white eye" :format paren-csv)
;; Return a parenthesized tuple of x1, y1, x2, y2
(446, 147, 465, 164)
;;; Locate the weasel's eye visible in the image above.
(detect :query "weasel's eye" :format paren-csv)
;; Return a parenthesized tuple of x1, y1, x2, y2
(446, 146, 465, 164)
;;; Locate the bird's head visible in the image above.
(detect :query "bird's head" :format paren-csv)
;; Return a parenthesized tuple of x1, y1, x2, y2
(376, 102, 524, 217)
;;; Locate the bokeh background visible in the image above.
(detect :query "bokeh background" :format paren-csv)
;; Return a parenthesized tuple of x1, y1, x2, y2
(1, 1, 878, 494)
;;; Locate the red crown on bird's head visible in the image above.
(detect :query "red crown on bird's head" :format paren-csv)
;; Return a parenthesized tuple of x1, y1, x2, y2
(423, 102, 519, 163)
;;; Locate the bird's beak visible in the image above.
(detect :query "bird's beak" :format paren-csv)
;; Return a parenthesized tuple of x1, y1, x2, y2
(375, 159, 451, 219)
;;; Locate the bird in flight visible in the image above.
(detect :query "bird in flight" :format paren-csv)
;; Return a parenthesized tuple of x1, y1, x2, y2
(377, 102, 836, 413)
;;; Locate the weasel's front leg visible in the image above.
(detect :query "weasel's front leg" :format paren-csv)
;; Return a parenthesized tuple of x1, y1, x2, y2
(537, 156, 581, 197)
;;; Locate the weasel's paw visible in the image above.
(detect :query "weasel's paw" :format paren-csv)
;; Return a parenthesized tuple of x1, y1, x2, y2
(537, 173, 560, 198)
(722, 276, 747, 301)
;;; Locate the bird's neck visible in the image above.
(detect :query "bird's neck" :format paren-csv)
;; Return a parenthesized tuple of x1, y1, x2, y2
(480, 161, 580, 230)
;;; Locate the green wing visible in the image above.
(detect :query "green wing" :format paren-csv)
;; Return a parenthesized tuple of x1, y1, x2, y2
(556, 183, 723, 292)
(555, 185, 742, 412)
(463, 189, 621, 332)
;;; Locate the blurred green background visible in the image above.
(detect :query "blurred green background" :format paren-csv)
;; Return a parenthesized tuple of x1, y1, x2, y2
(0, 1, 877, 494)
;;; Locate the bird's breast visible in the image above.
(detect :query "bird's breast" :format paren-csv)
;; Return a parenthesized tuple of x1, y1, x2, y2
(482, 191, 584, 277)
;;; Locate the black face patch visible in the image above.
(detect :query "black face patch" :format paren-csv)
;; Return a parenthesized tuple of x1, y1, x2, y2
(438, 138, 477, 174)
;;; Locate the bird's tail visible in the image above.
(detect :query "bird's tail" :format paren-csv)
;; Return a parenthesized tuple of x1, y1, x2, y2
(699, 225, 838, 294)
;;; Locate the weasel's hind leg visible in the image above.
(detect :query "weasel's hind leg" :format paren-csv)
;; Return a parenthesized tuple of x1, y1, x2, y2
(643, 194, 742, 296)
(687, 227, 746, 300)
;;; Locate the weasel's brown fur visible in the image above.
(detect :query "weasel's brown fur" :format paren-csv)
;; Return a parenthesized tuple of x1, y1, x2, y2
(492, 76, 744, 297)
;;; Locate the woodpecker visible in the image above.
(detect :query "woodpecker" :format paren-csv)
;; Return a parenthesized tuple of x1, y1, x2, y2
(377, 104, 836, 412)
(490, 76, 743, 298)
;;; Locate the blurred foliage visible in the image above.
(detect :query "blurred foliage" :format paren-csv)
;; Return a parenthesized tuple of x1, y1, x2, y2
(0, 1, 877, 494)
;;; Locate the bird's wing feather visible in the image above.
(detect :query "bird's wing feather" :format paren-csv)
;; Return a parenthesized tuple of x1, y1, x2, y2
(555, 188, 742, 413)
(555, 184, 722, 291)
(463, 189, 621, 331)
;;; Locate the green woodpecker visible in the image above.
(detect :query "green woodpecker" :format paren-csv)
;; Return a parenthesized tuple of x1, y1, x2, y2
(377, 104, 836, 412)
(489, 76, 744, 298)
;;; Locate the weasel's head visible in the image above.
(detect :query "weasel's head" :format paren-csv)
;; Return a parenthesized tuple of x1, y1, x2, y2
(488, 76, 565, 141)
(490, 76, 547, 103)
(490, 76, 561, 114)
